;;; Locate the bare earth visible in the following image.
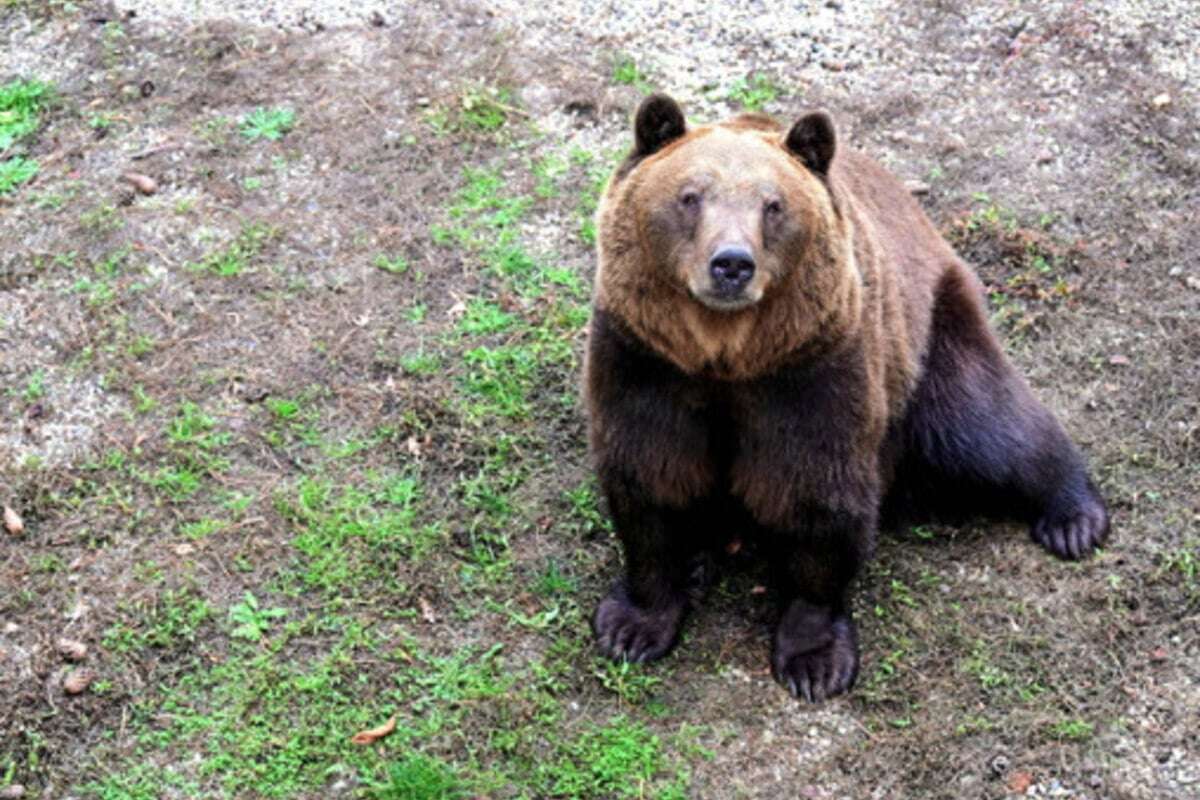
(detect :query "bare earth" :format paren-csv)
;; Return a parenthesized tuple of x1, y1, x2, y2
(1, 1, 1197, 798)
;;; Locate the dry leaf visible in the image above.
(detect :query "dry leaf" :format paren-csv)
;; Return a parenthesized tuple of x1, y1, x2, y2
(3, 505, 23, 535)
(447, 300, 466, 318)
(405, 436, 422, 457)
(56, 639, 88, 662)
(1007, 770, 1034, 794)
(63, 668, 95, 695)
(121, 172, 158, 195)
(350, 715, 396, 745)
(418, 596, 437, 624)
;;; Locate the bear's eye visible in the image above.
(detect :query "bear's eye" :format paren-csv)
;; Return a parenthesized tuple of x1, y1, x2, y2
(679, 191, 701, 210)
(764, 199, 784, 216)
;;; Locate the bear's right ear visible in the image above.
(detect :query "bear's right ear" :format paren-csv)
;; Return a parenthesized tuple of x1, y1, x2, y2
(634, 93, 686, 157)
(785, 111, 836, 176)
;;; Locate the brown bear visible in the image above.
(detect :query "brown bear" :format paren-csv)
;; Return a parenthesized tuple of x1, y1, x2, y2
(584, 93, 1109, 702)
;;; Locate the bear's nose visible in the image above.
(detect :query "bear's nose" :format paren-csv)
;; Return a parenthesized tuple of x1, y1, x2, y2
(709, 247, 756, 295)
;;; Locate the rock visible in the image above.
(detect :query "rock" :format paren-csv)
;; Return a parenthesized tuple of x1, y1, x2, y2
(56, 638, 88, 661)
(0, 784, 26, 799)
(3, 505, 23, 535)
(63, 668, 95, 695)
(121, 172, 158, 195)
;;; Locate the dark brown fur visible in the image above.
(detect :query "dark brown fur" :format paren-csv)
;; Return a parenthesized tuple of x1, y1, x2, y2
(586, 95, 1109, 702)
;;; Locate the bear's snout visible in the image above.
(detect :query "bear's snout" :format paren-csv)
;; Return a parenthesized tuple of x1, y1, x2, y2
(709, 246, 756, 297)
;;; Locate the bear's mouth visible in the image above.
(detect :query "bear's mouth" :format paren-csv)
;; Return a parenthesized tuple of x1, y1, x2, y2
(692, 289, 759, 312)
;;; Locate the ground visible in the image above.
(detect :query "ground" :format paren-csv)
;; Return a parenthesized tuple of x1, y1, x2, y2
(0, 1, 1197, 798)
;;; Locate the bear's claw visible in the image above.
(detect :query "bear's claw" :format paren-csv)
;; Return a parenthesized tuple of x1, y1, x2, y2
(771, 602, 859, 703)
(593, 581, 686, 663)
(1032, 487, 1109, 561)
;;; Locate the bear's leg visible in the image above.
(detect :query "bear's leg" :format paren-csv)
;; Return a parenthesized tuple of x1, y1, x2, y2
(898, 267, 1109, 559)
(592, 476, 713, 663)
(769, 516, 865, 702)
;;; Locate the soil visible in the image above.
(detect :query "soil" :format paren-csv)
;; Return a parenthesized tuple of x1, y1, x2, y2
(1, 1, 1197, 798)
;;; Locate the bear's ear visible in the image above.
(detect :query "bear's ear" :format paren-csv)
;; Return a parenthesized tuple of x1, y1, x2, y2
(785, 111, 836, 175)
(634, 93, 687, 157)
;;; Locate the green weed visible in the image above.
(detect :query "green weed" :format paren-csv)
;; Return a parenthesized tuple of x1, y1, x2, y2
(459, 299, 517, 336)
(726, 73, 781, 111)
(228, 592, 287, 642)
(374, 253, 410, 274)
(0, 78, 48, 193)
(0, 155, 37, 193)
(239, 106, 295, 141)
(1047, 718, 1094, 742)
(103, 588, 212, 653)
(596, 660, 664, 706)
(188, 223, 274, 276)
(279, 472, 426, 595)
(0, 78, 49, 150)
(369, 753, 464, 800)
(537, 717, 687, 799)
(612, 55, 653, 93)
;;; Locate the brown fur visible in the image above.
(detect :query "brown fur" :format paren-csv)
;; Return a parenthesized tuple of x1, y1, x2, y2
(585, 95, 1109, 702)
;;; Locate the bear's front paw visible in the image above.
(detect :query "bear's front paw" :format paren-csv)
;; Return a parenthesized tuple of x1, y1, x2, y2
(771, 601, 859, 703)
(593, 581, 686, 663)
(1032, 485, 1109, 560)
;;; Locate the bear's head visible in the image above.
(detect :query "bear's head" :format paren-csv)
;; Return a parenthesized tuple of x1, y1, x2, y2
(594, 94, 863, 380)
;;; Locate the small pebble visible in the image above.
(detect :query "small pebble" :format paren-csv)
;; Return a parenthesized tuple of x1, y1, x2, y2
(56, 638, 88, 661)
(63, 668, 95, 695)
(121, 172, 158, 195)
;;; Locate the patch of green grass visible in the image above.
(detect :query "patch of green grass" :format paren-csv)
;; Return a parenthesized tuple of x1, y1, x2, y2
(459, 299, 517, 336)
(0, 155, 37, 193)
(461, 344, 538, 419)
(458, 86, 515, 134)
(0, 78, 48, 146)
(532, 154, 569, 199)
(1046, 718, 1094, 742)
(228, 592, 287, 642)
(563, 482, 609, 537)
(726, 73, 782, 111)
(188, 223, 274, 277)
(87, 636, 396, 799)
(368, 753, 464, 800)
(595, 660, 664, 706)
(612, 55, 653, 93)
(148, 465, 203, 500)
(536, 717, 688, 799)
(374, 253, 409, 274)
(102, 588, 213, 654)
(79, 203, 123, 233)
(167, 401, 229, 452)
(239, 106, 295, 141)
(20, 368, 46, 401)
(265, 397, 302, 421)
(278, 472, 428, 596)
(400, 350, 441, 376)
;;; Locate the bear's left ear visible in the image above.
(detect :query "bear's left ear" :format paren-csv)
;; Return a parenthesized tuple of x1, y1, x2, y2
(785, 111, 836, 175)
(634, 93, 687, 157)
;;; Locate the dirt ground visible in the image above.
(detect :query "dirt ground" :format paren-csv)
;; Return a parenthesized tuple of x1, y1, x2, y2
(1, 1, 1197, 798)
